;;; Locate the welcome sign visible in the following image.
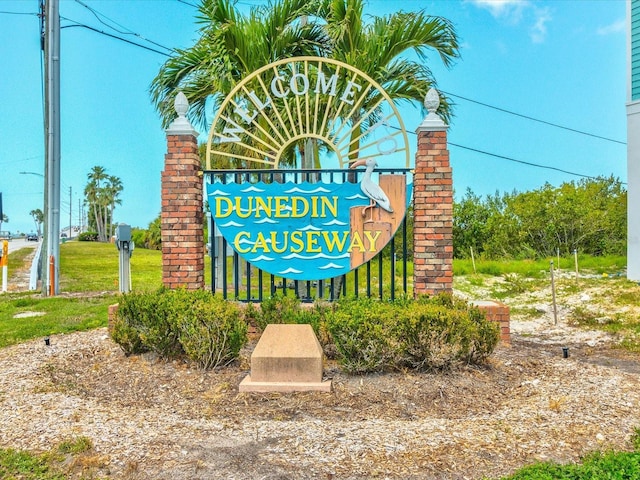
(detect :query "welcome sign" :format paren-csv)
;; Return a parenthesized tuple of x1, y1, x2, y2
(206, 57, 412, 281)
(208, 178, 412, 281)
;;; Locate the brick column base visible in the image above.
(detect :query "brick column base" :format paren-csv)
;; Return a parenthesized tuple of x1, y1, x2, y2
(472, 300, 511, 344)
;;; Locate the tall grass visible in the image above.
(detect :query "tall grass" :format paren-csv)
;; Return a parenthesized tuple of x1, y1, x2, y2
(454, 255, 627, 277)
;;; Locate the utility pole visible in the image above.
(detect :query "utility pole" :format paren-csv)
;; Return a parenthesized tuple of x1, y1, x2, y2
(69, 186, 72, 237)
(44, 0, 61, 295)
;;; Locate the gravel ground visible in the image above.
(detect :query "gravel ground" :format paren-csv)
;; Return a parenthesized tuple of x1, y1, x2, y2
(0, 319, 638, 480)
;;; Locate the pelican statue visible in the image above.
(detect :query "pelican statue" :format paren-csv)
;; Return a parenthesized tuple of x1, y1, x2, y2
(350, 157, 394, 222)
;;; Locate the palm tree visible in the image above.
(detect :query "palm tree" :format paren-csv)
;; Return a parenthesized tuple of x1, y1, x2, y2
(306, 0, 459, 296)
(84, 167, 122, 242)
(84, 166, 107, 241)
(312, 0, 459, 162)
(150, 0, 330, 131)
(29, 209, 44, 237)
(105, 175, 123, 238)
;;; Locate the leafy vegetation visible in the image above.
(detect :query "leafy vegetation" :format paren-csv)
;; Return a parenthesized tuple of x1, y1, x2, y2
(326, 294, 499, 373)
(83, 165, 123, 242)
(0, 436, 100, 480)
(454, 177, 626, 260)
(113, 288, 248, 369)
(0, 448, 63, 480)
(494, 451, 640, 480)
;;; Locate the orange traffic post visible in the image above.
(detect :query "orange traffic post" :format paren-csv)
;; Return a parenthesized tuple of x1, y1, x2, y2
(1, 240, 8, 293)
(49, 255, 55, 297)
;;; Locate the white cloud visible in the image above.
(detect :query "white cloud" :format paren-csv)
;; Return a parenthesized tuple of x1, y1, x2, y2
(467, 0, 553, 44)
(597, 19, 626, 36)
(467, 0, 529, 22)
(530, 7, 552, 43)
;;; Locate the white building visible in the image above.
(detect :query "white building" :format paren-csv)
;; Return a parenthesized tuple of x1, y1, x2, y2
(628, 0, 640, 280)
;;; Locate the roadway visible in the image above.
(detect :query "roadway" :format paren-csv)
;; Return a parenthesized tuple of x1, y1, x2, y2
(5, 238, 40, 254)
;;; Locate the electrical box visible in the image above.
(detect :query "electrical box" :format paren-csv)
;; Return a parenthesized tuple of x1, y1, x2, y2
(115, 224, 131, 243)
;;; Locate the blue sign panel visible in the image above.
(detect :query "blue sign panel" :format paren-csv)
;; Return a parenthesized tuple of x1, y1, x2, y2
(208, 179, 411, 281)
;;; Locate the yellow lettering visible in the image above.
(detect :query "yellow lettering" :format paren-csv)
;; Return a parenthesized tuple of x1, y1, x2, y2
(271, 231, 288, 253)
(364, 230, 382, 252)
(322, 231, 348, 252)
(236, 197, 252, 219)
(348, 231, 366, 253)
(215, 197, 233, 218)
(234, 232, 250, 254)
(290, 231, 304, 253)
(306, 231, 322, 253)
(274, 196, 290, 218)
(321, 196, 338, 218)
(291, 197, 309, 218)
(251, 232, 270, 253)
(255, 197, 271, 218)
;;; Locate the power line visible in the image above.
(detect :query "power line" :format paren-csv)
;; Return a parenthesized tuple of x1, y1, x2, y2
(11, 3, 624, 183)
(391, 124, 616, 182)
(442, 90, 626, 146)
(60, 20, 172, 57)
(74, 0, 174, 53)
(0, 11, 39, 16)
(176, 0, 199, 7)
(447, 142, 611, 181)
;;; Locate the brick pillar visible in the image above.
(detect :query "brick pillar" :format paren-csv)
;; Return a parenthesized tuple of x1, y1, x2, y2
(161, 92, 204, 290)
(413, 89, 453, 296)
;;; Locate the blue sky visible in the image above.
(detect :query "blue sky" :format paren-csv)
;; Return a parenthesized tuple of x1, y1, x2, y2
(0, 0, 627, 235)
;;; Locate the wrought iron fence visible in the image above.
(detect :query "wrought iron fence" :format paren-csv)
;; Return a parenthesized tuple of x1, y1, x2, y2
(204, 168, 412, 302)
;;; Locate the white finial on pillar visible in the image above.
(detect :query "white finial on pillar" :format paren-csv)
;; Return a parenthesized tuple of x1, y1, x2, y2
(166, 91, 199, 136)
(417, 88, 448, 132)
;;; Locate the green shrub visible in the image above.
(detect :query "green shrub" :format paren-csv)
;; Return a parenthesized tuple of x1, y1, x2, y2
(326, 295, 499, 374)
(256, 294, 303, 331)
(497, 451, 640, 479)
(77, 231, 98, 242)
(112, 288, 248, 369)
(116, 289, 183, 358)
(110, 315, 146, 356)
(325, 298, 395, 374)
(178, 295, 247, 369)
(254, 294, 333, 352)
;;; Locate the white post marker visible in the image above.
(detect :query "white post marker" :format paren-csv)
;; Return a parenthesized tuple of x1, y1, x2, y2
(1, 240, 8, 292)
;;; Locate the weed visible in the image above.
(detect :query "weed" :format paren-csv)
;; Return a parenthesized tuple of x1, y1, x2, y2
(631, 427, 640, 451)
(57, 436, 93, 455)
(0, 448, 63, 480)
(509, 306, 540, 320)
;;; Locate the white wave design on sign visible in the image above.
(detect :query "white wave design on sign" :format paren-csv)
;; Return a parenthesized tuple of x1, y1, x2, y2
(250, 255, 274, 262)
(298, 225, 322, 231)
(241, 185, 265, 193)
(235, 238, 254, 246)
(346, 193, 368, 200)
(319, 263, 344, 270)
(284, 186, 331, 194)
(278, 267, 303, 275)
(255, 218, 277, 224)
(209, 189, 230, 196)
(282, 252, 349, 260)
(322, 219, 347, 226)
(219, 220, 244, 227)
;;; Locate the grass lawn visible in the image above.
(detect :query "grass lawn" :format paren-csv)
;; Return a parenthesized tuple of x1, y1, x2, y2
(1, 242, 639, 479)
